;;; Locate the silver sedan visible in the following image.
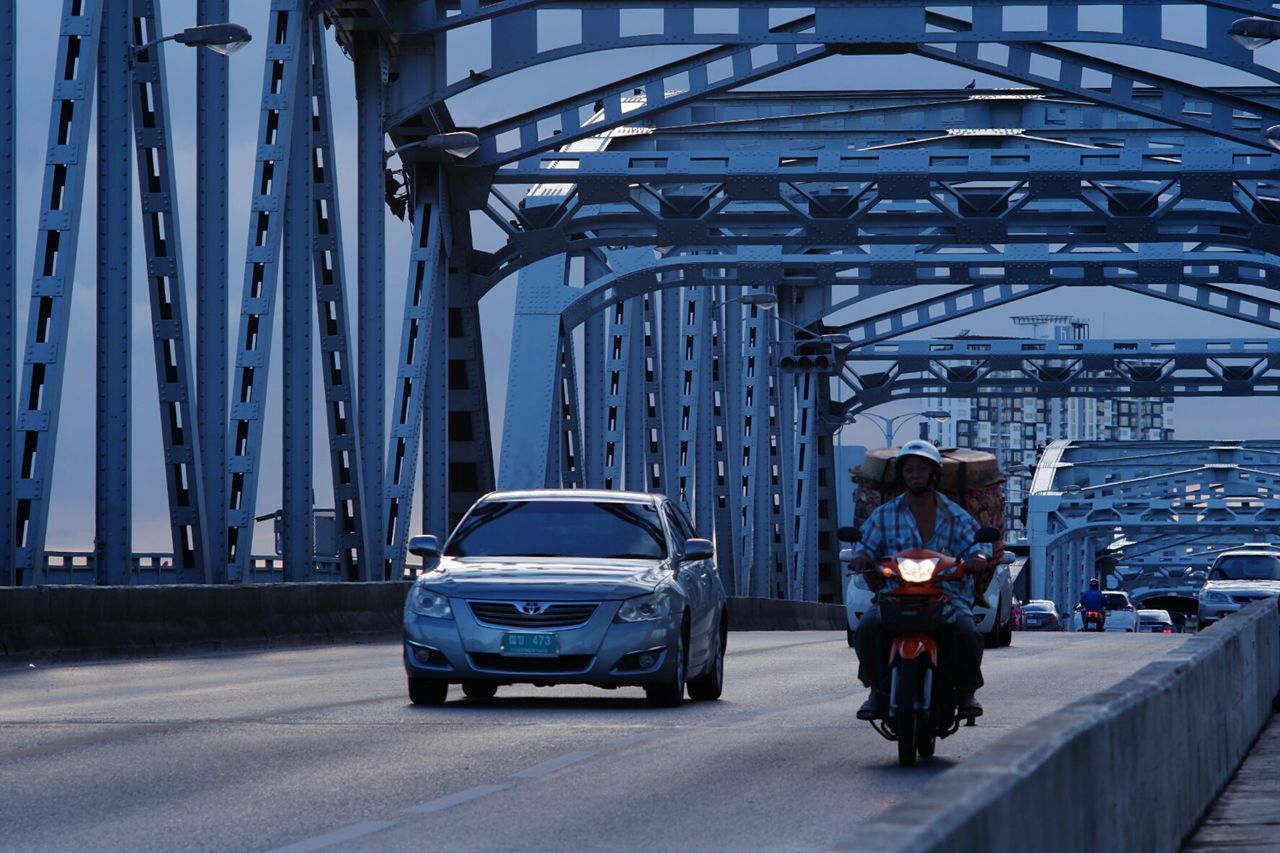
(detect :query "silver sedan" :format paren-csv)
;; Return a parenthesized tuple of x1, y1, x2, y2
(403, 489, 728, 706)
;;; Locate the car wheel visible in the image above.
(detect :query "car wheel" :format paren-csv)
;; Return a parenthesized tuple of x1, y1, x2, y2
(408, 677, 448, 706)
(847, 628, 856, 648)
(461, 682, 498, 700)
(687, 617, 725, 701)
(645, 628, 686, 707)
(998, 601, 1013, 647)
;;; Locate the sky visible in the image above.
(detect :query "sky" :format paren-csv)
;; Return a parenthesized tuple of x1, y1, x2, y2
(11, 3, 1280, 554)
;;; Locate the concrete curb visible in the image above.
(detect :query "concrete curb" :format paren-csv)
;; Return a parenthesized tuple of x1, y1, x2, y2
(837, 598, 1280, 853)
(0, 586, 843, 664)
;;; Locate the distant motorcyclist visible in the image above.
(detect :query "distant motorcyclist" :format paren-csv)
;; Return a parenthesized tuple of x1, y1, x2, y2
(848, 440, 991, 720)
(1078, 578, 1107, 630)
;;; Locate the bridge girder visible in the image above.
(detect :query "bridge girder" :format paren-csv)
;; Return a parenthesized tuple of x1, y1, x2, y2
(1027, 439, 1280, 611)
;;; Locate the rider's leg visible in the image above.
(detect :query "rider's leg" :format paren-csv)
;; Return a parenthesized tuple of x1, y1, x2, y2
(854, 609, 890, 717)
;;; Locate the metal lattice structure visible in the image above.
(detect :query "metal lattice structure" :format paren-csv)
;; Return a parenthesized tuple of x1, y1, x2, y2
(6, 1, 1280, 602)
(1028, 438, 1280, 609)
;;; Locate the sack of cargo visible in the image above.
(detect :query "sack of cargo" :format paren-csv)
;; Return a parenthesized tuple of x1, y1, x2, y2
(850, 446, 1005, 537)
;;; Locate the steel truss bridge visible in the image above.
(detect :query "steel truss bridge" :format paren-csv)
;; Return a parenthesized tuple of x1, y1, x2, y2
(4, 1, 1280, 611)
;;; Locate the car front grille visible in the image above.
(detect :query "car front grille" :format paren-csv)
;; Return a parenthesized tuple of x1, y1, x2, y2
(470, 653, 593, 673)
(468, 601, 599, 629)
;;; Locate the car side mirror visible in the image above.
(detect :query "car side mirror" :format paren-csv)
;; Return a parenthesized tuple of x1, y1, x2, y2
(683, 538, 714, 562)
(836, 525, 860, 543)
(408, 534, 441, 559)
(1000, 552, 1016, 565)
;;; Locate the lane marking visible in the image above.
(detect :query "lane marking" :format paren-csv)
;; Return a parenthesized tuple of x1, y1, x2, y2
(511, 749, 595, 779)
(269, 820, 397, 853)
(403, 784, 512, 815)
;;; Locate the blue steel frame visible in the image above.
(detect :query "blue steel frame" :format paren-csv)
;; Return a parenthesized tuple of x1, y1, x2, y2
(0, 0, 13, 586)
(10, 1, 1280, 600)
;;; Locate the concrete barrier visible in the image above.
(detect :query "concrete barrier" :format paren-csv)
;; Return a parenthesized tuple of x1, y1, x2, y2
(0, 585, 843, 663)
(840, 598, 1280, 853)
(0, 582, 413, 662)
(728, 596, 846, 631)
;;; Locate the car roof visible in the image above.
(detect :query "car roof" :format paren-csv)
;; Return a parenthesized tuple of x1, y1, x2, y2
(477, 489, 661, 505)
(1214, 548, 1280, 560)
(1024, 600, 1057, 609)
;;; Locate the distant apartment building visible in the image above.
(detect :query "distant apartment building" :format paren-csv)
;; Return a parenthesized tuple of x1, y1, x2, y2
(926, 315, 1175, 540)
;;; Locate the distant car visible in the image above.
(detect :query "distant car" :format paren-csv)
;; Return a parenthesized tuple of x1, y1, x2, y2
(1021, 599, 1066, 631)
(1072, 590, 1138, 632)
(1197, 548, 1280, 629)
(843, 546, 1014, 648)
(1136, 609, 1177, 633)
(402, 489, 728, 706)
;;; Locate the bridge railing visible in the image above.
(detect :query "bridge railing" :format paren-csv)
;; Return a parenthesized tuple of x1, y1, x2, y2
(37, 551, 351, 585)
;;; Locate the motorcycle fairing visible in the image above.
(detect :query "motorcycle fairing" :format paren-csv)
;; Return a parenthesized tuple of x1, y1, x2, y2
(889, 633, 939, 667)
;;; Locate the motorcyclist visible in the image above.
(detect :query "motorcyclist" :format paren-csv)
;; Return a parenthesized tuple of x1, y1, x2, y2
(1078, 578, 1107, 629)
(849, 440, 991, 720)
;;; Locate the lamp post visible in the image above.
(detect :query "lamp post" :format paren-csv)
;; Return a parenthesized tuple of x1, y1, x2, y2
(852, 410, 952, 447)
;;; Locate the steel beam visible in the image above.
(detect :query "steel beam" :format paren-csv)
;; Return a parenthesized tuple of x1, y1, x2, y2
(0, 0, 14, 585)
(16, 1, 102, 584)
(197, 0, 231, 582)
(130, 0, 208, 583)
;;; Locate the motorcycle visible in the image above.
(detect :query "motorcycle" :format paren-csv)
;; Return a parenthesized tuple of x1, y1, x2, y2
(1075, 605, 1106, 632)
(839, 525, 1002, 767)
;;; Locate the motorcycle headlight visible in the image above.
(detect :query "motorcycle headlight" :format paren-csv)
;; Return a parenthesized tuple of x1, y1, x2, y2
(896, 557, 939, 583)
(615, 590, 672, 623)
(408, 585, 453, 619)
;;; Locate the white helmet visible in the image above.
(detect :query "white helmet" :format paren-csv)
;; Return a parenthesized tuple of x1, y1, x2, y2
(896, 440, 943, 471)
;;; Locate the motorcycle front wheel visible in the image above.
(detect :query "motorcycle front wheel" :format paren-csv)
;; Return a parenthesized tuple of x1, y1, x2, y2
(894, 657, 921, 767)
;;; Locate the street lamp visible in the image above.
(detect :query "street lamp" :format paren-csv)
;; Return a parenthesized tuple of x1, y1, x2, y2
(1229, 17, 1280, 50)
(386, 131, 483, 161)
(135, 23, 252, 57)
(1226, 18, 1280, 149)
(852, 409, 951, 447)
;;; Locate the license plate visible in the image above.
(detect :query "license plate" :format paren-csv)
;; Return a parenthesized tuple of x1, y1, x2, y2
(502, 632, 558, 657)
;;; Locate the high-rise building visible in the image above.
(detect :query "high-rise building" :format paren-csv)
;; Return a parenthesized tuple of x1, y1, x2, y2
(927, 316, 1175, 541)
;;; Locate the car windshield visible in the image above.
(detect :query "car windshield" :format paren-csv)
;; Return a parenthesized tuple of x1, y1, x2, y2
(1103, 592, 1129, 610)
(444, 499, 668, 559)
(1025, 602, 1055, 612)
(1210, 554, 1280, 581)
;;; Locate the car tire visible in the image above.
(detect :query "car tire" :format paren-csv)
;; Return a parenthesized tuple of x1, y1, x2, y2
(461, 682, 498, 700)
(847, 628, 856, 648)
(408, 677, 448, 706)
(687, 617, 725, 701)
(645, 628, 686, 708)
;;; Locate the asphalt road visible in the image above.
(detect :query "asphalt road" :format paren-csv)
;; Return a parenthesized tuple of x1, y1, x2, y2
(0, 631, 1186, 852)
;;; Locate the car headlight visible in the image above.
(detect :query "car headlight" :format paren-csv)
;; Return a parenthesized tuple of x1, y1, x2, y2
(408, 585, 453, 619)
(1199, 591, 1230, 604)
(615, 590, 672, 623)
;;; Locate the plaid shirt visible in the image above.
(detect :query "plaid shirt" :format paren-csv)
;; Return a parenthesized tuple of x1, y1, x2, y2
(852, 491, 984, 620)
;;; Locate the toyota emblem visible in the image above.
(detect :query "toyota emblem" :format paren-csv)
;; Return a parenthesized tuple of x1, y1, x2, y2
(520, 602, 544, 615)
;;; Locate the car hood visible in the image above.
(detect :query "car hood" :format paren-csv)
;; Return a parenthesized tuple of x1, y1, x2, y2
(1202, 580, 1280, 595)
(417, 556, 671, 599)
